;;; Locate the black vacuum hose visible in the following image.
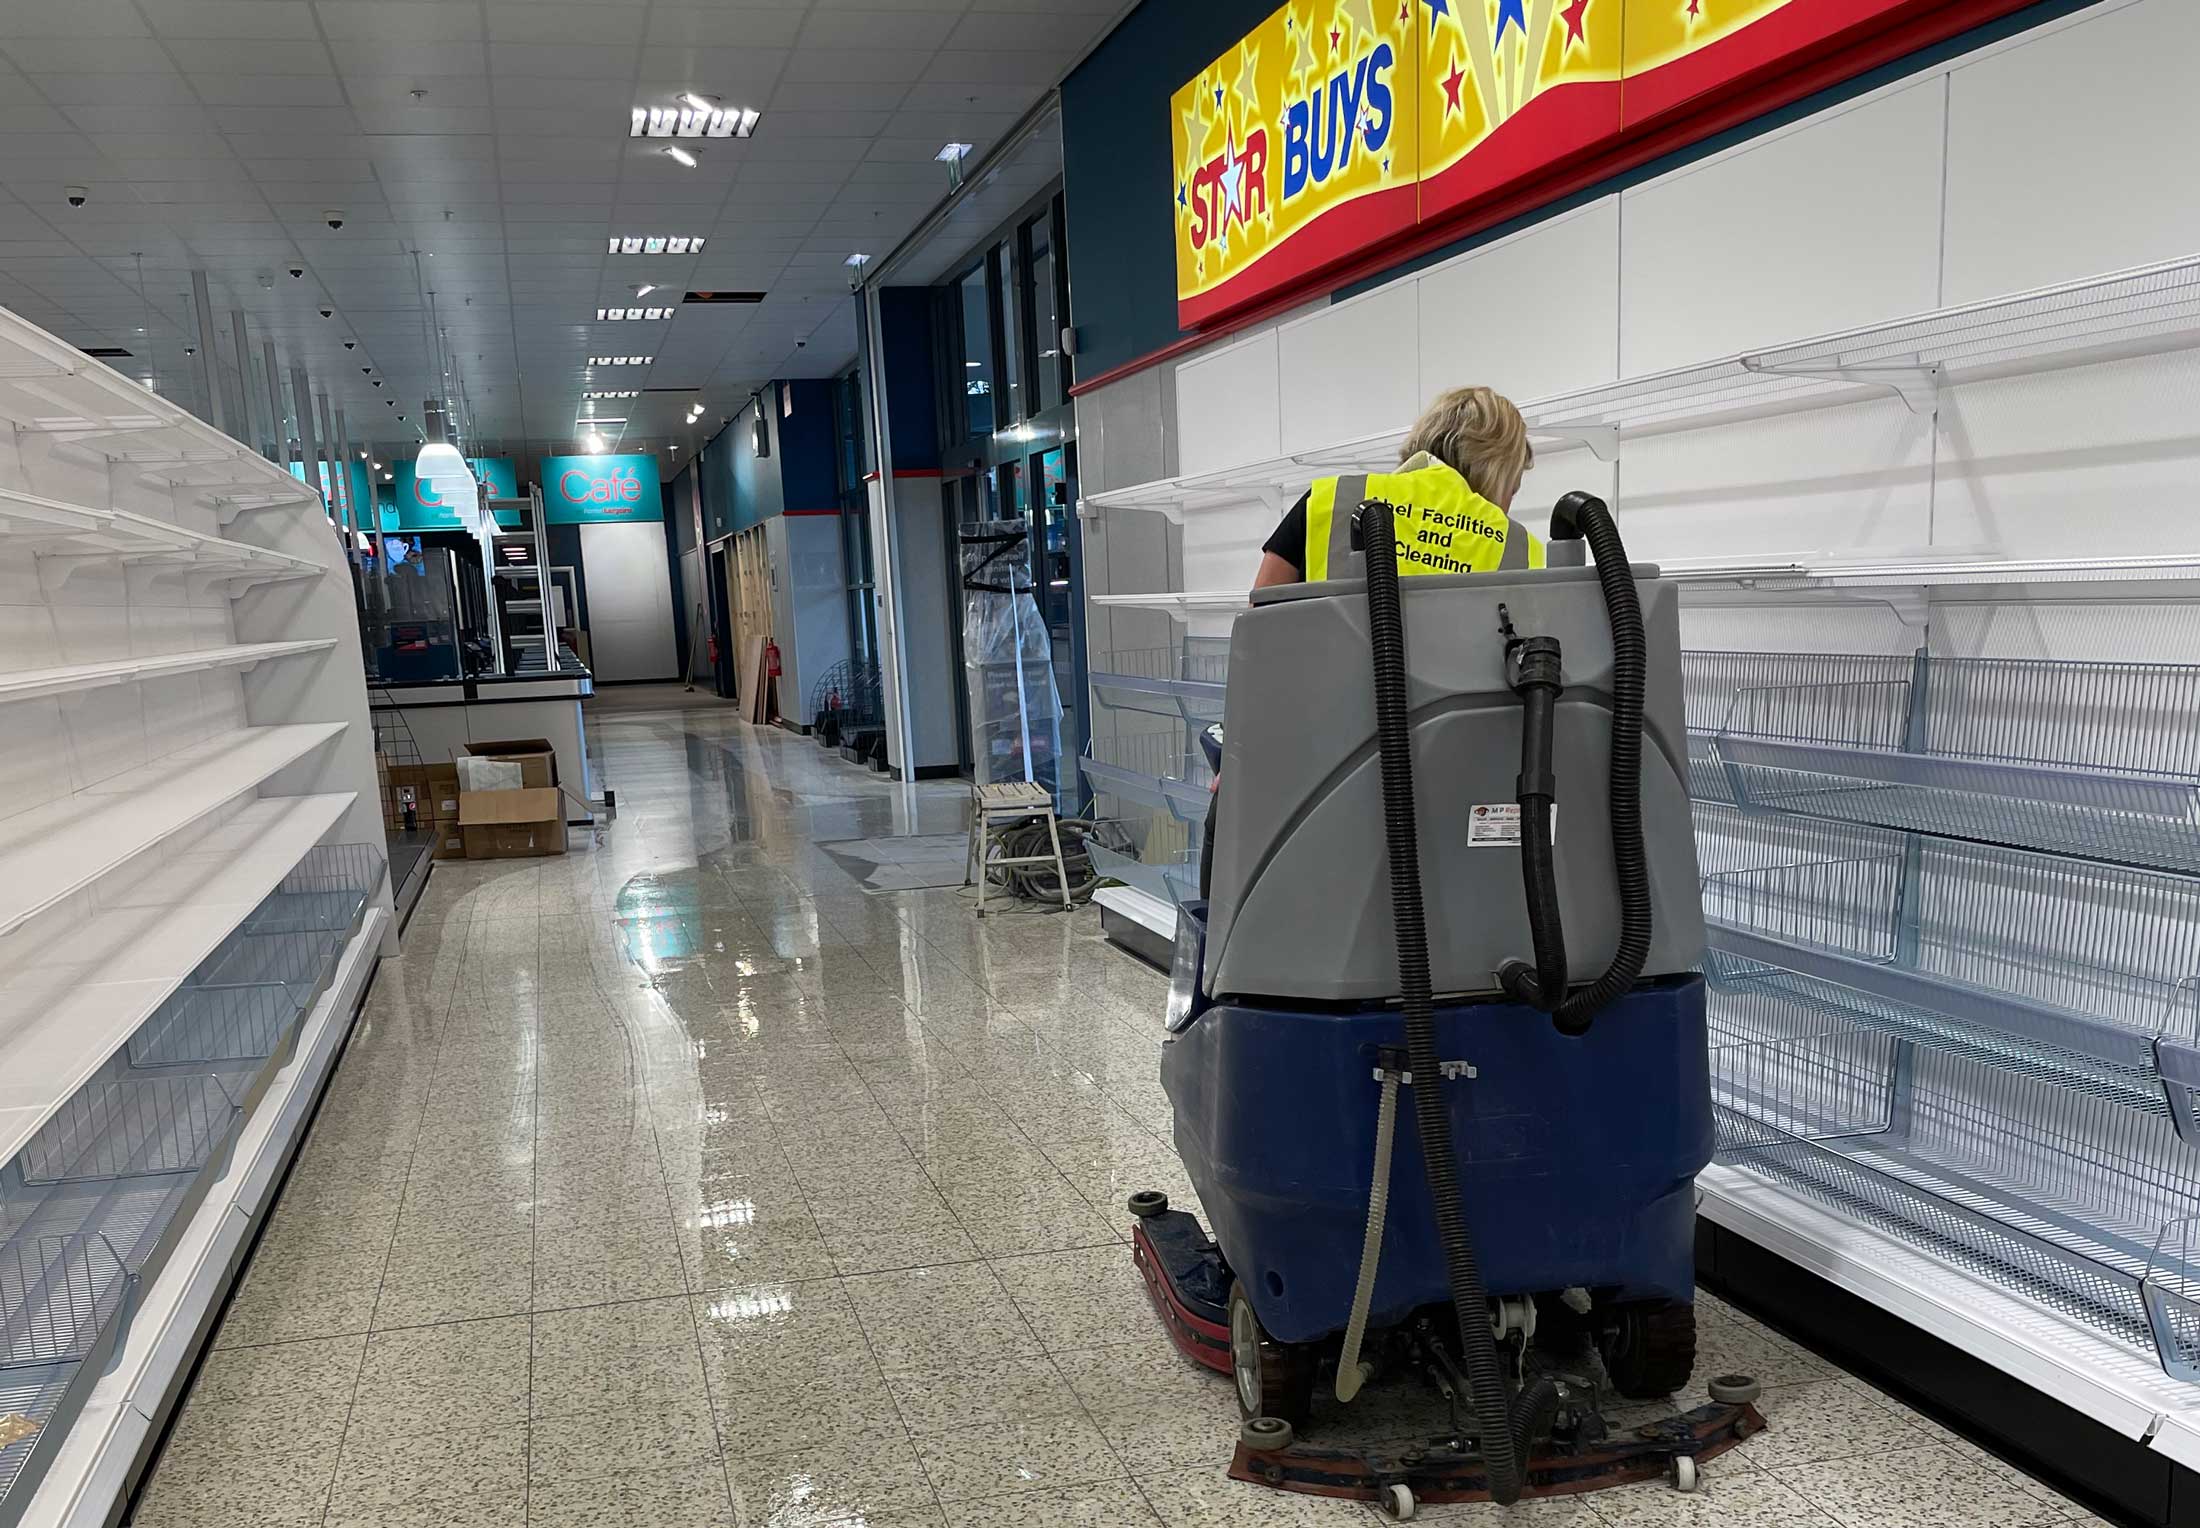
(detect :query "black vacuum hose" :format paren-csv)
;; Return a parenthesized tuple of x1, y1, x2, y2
(1497, 491, 1653, 1036)
(1356, 499, 1527, 1505)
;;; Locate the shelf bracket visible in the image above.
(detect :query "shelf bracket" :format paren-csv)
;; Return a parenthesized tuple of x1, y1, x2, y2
(1742, 359, 1944, 415)
(1531, 422, 1619, 462)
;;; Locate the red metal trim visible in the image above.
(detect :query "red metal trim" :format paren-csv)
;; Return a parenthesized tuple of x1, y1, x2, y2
(1069, 0, 2041, 401)
(1131, 1223, 1234, 1375)
(782, 508, 842, 517)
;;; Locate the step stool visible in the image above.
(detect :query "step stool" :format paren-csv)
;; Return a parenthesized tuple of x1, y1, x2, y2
(965, 780, 1071, 917)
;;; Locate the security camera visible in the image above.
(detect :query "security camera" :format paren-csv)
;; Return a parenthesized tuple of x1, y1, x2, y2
(183, 345, 195, 356)
(374, 380, 384, 388)
(360, 366, 371, 375)
(796, 340, 806, 349)
(288, 267, 304, 279)
(65, 187, 86, 208)
(323, 211, 345, 230)
(318, 308, 332, 319)
(343, 341, 355, 350)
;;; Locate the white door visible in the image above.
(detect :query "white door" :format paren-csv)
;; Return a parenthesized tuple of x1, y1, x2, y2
(579, 520, 679, 681)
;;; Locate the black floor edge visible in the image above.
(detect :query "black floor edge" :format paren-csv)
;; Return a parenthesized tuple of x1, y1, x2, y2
(1696, 1217, 2186, 1527)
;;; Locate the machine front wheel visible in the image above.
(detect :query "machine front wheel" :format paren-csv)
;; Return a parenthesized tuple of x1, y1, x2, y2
(1228, 1282, 1316, 1426)
(1379, 1483, 1417, 1520)
(1599, 1299, 1698, 1399)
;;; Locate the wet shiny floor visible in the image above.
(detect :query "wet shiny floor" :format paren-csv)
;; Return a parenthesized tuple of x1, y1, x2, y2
(133, 705, 2108, 1527)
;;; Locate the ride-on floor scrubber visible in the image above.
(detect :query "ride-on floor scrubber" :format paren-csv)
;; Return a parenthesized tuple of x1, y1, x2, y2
(1133, 492, 1763, 1516)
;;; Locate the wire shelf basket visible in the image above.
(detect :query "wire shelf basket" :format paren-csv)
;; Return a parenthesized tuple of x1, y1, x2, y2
(0, 1234, 127, 1370)
(17, 1076, 239, 1186)
(1709, 1018, 2200, 1373)
(1088, 643, 1229, 724)
(1702, 834, 2200, 1126)
(1684, 651, 2200, 872)
(126, 982, 299, 1068)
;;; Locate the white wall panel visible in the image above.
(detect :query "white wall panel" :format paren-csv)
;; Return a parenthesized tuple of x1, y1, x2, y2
(1419, 200, 1621, 410)
(579, 520, 679, 682)
(1174, 327, 1281, 477)
(1619, 80, 1946, 375)
(1943, 0, 2200, 303)
(1278, 282, 1419, 455)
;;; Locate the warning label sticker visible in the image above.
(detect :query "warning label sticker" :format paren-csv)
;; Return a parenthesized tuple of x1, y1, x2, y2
(1468, 804, 1554, 847)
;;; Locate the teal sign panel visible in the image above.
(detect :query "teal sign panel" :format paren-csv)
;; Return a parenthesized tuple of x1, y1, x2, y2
(383, 457, 520, 531)
(288, 459, 375, 527)
(541, 454, 663, 524)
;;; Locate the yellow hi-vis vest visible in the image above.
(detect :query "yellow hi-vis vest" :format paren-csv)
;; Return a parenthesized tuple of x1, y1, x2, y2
(1304, 454, 1544, 583)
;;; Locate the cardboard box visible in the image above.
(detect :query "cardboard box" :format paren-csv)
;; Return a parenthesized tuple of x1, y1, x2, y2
(463, 738, 558, 792)
(425, 763, 461, 824)
(432, 823, 468, 860)
(459, 787, 567, 858)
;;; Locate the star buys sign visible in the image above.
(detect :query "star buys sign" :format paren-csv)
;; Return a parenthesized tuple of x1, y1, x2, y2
(558, 461, 646, 514)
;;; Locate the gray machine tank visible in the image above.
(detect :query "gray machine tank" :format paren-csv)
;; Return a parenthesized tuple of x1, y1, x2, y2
(1203, 562, 1704, 1004)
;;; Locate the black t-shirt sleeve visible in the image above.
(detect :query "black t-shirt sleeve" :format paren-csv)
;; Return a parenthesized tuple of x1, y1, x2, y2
(1260, 490, 1314, 577)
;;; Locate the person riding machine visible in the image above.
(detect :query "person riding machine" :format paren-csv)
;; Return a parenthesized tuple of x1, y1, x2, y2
(1132, 479, 1762, 1515)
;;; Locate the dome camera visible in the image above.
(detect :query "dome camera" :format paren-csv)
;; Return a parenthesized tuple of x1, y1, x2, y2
(360, 366, 371, 375)
(323, 211, 345, 230)
(343, 340, 355, 350)
(373, 380, 384, 388)
(288, 267, 304, 279)
(318, 308, 332, 318)
(64, 187, 86, 208)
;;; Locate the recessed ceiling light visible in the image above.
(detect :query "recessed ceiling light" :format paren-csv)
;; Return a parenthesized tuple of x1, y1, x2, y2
(597, 307, 672, 321)
(588, 355, 653, 366)
(663, 145, 699, 169)
(584, 390, 640, 400)
(610, 235, 703, 256)
(578, 416, 627, 428)
(632, 102, 758, 139)
(936, 142, 973, 163)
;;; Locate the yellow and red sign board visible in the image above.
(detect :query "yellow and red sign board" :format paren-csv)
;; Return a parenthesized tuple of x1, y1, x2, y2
(1174, 0, 2021, 327)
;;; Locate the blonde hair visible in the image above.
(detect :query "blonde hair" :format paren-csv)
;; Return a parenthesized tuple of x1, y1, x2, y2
(1401, 385, 1533, 508)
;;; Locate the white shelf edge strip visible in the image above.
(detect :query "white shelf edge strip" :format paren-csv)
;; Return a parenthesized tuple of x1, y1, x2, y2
(0, 642, 337, 705)
(0, 487, 326, 576)
(1093, 883, 1177, 939)
(0, 792, 356, 1168)
(0, 722, 346, 938)
(1697, 1163, 2200, 1458)
(16, 907, 385, 1528)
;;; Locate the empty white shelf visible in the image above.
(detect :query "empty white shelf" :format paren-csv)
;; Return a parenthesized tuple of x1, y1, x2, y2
(1093, 250, 2200, 513)
(0, 642, 337, 706)
(0, 793, 355, 1168)
(0, 488, 326, 585)
(1090, 591, 1247, 619)
(0, 723, 346, 939)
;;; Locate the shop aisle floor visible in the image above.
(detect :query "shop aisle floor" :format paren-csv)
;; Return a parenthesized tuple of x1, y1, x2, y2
(127, 706, 2115, 1528)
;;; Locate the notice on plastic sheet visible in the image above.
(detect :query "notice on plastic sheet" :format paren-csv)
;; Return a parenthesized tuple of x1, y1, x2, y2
(1468, 803, 1554, 847)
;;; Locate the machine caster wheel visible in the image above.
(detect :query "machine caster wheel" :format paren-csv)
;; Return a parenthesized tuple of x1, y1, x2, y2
(1600, 1299, 1698, 1399)
(1127, 1190, 1170, 1218)
(1669, 1455, 1700, 1494)
(1708, 1372, 1762, 1406)
(1240, 1416, 1295, 1453)
(1229, 1283, 1316, 1426)
(1379, 1483, 1417, 1520)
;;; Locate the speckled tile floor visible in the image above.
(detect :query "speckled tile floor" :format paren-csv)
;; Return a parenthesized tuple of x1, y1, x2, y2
(128, 708, 2113, 1528)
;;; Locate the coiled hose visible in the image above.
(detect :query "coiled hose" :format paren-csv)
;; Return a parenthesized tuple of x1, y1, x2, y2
(1496, 491, 1653, 1036)
(983, 815, 1111, 906)
(1335, 1064, 1399, 1404)
(1357, 499, 1528, 1505)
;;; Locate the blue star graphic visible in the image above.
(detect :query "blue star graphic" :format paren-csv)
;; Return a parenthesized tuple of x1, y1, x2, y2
(1178, 183, 1188, 210)
(1422, 0, 1450, 16)
(1215, 84, 1225, 110)
(1495, 0, 1525, 38)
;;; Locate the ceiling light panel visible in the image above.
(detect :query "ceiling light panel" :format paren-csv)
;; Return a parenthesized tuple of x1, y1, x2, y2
(609, 237, 705, 255)
(597, 307, 672, 321)
(589, 356, 654, 366)
(631, 104, 760, 139)
(584, 390, 640, 400)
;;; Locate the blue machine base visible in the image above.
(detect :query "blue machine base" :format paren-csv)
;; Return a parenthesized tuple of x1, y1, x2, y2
(1162, 935, 1712, 1347)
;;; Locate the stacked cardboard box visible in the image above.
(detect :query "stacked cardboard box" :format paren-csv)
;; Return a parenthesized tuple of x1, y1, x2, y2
(378, 758, 466, 858)
(456, 738, 566, 859)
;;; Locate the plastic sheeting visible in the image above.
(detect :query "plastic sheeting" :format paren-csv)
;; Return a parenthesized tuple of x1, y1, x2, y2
(961, 520, 1062, 795)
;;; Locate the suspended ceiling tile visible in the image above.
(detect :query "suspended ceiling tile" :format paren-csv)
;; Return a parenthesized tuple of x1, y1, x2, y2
(490, 41, 638, 80)
(1, 36, 177, 72)
(314, 1, 483, 41)
(167, 38, 334, 74)
(483, 4, 649, 46)
(645, 8, 805, 51)
(634, 47, 791, 91)
(40, 73, 201, 105)
(797, 8, 959, 50)
(146, 1, 322, 39)
(337, 42, 492, 77)
(781, 49, 932, 86)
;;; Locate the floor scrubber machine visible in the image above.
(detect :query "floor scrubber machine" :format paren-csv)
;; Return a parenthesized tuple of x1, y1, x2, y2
(1132, 493, 1763, 1516)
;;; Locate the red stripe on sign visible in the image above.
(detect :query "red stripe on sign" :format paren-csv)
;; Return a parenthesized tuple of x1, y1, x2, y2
(783, 508, 842, 517)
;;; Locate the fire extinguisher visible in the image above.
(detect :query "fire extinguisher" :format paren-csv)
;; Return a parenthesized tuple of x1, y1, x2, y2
(707, 634, 720, 666)
(765, 641, 782, 678)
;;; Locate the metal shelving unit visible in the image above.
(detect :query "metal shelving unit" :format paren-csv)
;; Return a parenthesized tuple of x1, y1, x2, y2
(1693, 642, 2200, 1383)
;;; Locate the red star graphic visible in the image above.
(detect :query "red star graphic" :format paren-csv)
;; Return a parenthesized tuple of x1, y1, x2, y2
(1443, 61, 1465, 114)
(1686, 0, 1700, 14)
(1330, 25, 1342, 52)
(1562, 0, 1589, 45)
